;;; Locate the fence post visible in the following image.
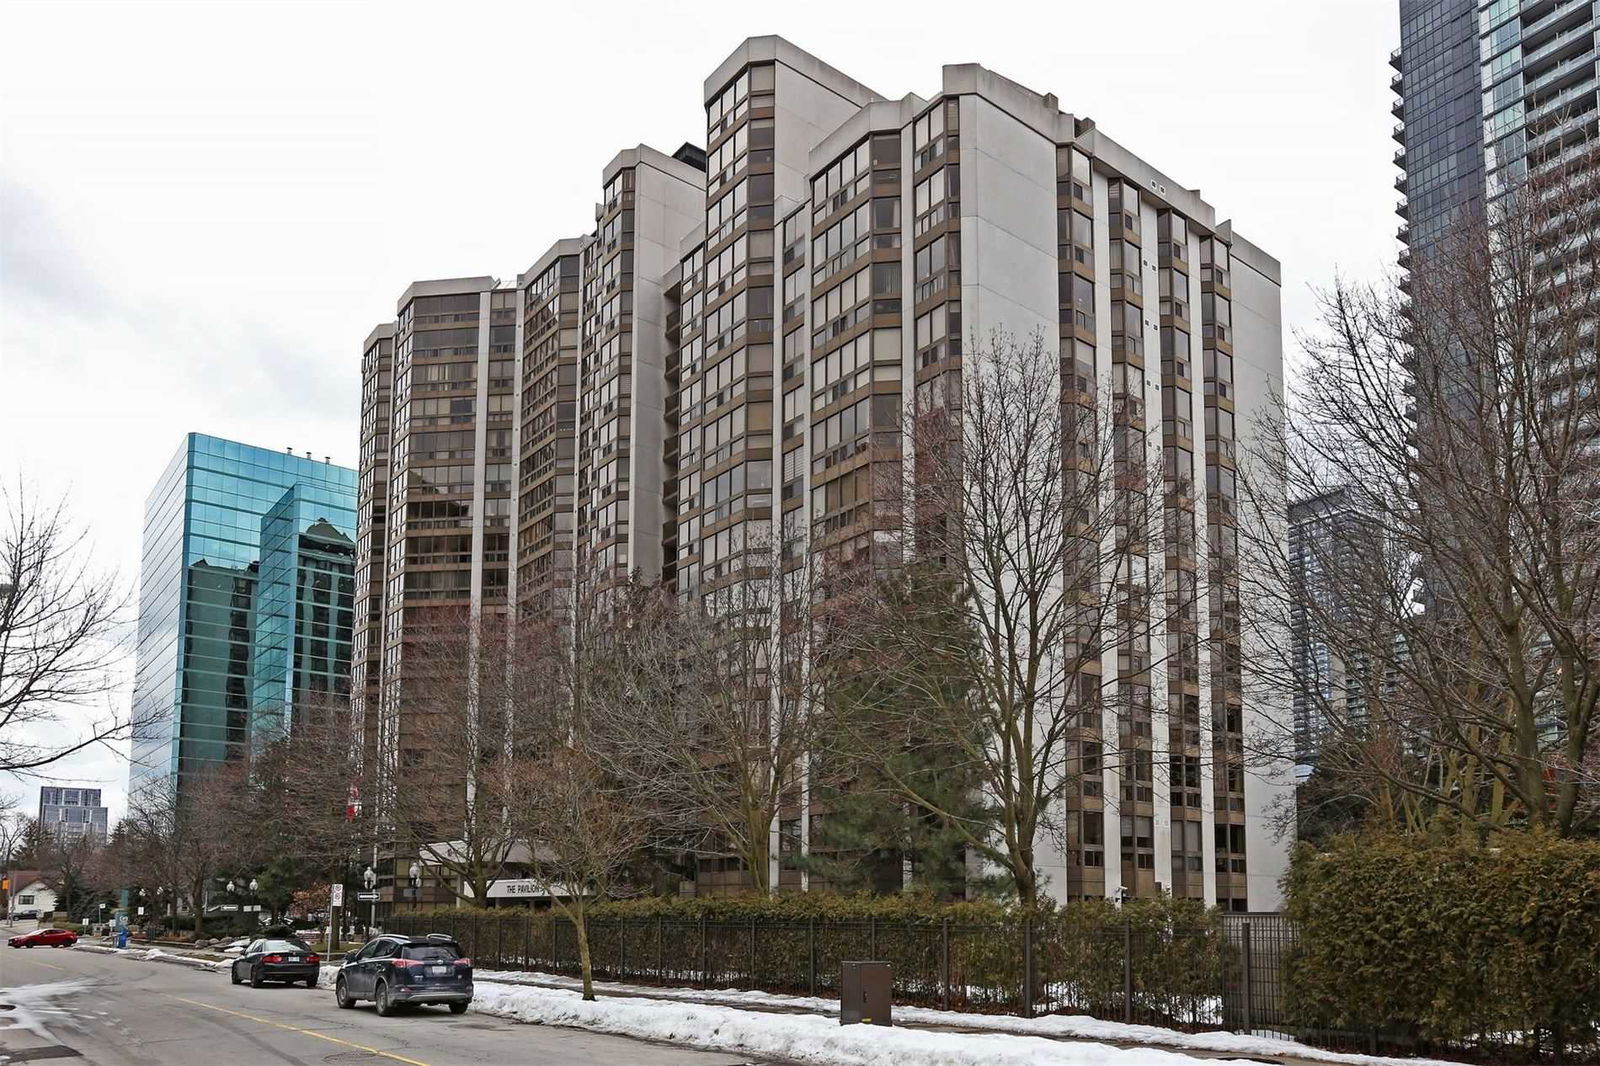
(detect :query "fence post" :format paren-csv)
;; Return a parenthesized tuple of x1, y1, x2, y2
(1021, 915, 1035, 1019)
(1123, 915, 1134, 1024)
(699, 912, 709, 987)
(496, 915, 504, 971)
(941, 918, 950, 1011)
(807, 917, 817, 998)
(655, 915, 664, 981)
(748, 916, 757, 990)
(619, 918, 628, 980)
(523, 913, 531, 971)
(869, 915, 877, 959)
(1241, 920, 1254, 1034)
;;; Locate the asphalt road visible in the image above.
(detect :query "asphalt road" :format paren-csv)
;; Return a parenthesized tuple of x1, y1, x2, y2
(0, 928, 766, 1066)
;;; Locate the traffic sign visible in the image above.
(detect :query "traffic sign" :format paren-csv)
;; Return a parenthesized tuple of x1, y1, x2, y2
(355, 891, 380, 902)
(329, 883, 345, 908)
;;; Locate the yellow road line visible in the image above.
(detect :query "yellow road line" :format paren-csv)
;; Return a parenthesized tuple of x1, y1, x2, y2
(166, 995, 431, 1066)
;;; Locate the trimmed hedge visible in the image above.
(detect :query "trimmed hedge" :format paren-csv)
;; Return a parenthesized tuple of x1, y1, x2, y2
(1285, 832, 1600, 1057)
(391, 893, 1227, 1024)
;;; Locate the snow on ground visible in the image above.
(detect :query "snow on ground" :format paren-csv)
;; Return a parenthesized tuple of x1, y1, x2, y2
(471, 980, 1211, 1066)
(470, 969, 1472, 1066)
(0, 979, 90, 1040)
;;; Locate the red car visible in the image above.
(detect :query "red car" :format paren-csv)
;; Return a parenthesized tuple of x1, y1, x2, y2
(8, 928, 78, 948)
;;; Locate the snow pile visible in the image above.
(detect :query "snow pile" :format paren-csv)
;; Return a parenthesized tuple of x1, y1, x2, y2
(470, 981, 1206, 1066)
(76, 943, 228, 972)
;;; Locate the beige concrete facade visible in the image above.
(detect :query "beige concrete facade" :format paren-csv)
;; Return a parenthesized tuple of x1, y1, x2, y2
(355, 36, 1293, 910)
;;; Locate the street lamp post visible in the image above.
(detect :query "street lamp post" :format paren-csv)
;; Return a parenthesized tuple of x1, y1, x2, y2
(362, 866, 377, 935)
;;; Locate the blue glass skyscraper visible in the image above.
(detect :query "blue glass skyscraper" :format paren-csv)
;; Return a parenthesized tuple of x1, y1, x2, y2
(250, 484, 357, 739)
(128, 434, 356, 799)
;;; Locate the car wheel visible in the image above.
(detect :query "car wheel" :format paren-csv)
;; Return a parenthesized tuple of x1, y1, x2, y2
(448, 1001, 468, 1015)
(335, 976, 354, 1009)
(25, 943, 33, 948)
(305, 975, 318, 989)
(250, 967, 263, 989)
(374, 981, 396, 1017)
(230, 965, 242, 985)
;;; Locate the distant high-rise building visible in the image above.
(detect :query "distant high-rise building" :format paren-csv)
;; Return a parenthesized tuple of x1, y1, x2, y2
(1288, 488, 1375, 772)
(1393, 0, 1597, 267)
(358, 37, 1294, 910)
(128, 434, 355, 799)
(38, 787, 108, 846)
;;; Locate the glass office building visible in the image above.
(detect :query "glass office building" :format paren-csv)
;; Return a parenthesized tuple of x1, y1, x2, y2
(250, 485, 357, 738)
(129, 434, 356, 799)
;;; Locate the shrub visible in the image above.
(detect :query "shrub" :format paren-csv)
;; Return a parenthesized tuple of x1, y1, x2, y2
(1285, 831, 1600, 1056)
(387, 892, 1225, 1019)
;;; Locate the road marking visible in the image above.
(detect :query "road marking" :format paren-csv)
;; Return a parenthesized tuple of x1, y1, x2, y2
(165, 996, 431, 1066)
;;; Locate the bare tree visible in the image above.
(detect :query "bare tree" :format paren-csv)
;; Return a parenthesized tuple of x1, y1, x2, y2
(381, 608, 543, 905)
(0, 805, 27, 913)
(498, 741, 655, 1000)
(0, 484, 131, 775)
(39, 830, 98, 920)
(237, 704, 369, 914)
(1238, 157, 1600, 836)
(122, 768, 247, 934)
(590, 548, 824, 895)
(824, 330, 1163, 906)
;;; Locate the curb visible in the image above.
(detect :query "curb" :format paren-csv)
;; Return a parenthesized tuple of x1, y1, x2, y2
(77, 943, 227, 972)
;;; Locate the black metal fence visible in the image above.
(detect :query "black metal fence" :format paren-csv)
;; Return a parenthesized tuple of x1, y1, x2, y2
(382, 910, 1528, 1060)
(387, 911, 1241, 1025)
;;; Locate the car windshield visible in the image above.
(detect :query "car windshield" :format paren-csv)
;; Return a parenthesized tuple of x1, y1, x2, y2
(262, 940, 309, 953)
(401, 944, 459, 962)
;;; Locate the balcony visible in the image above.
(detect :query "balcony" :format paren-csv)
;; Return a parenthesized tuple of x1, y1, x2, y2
(1392, 121, 1406, 145)
(1394, 146, 1406, 168)
(1521, 0, 1592, 56)
(1390, 47, 1402, 72)
(1395, 172, 1407, 192)
(1391, 70, 1403, 94)
(1522, 21, 1596, 77)
(1526, 98, 1599, 158)
(1525, 45, 1596, 96)
(1396, 197, 1410, 220)
(1392, 96, 1405, 119)
(1527, 78, 1598, 131)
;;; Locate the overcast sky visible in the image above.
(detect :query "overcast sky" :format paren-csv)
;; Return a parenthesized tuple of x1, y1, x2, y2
(0, 0, 1401, 823)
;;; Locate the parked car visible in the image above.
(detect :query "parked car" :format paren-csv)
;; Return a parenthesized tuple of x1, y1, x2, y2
(229, 938, 321, 988)
(8, 928, 78, 948)
(12, 910, 40, 921)
(334, 933, 472, 1016)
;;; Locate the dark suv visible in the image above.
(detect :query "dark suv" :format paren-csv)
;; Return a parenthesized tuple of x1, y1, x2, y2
(334, 934, 473, 1016)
